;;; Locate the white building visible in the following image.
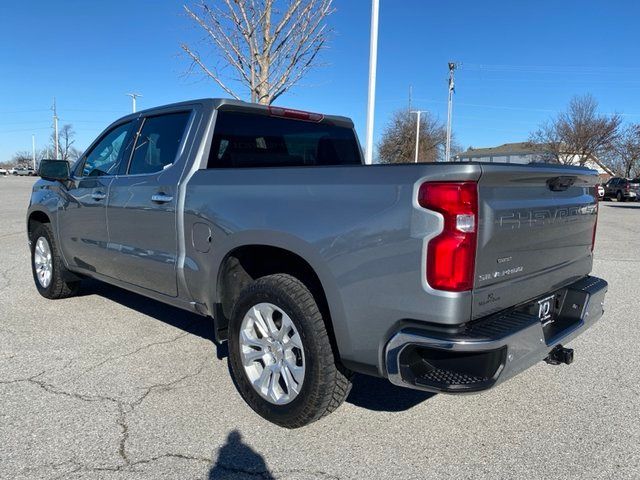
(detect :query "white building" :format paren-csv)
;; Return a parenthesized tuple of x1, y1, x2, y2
(455, 142, 612, 177)
(455, 142, 539, 164)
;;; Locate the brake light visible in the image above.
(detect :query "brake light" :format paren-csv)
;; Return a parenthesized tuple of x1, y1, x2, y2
(268, 106, 324, 122)
(418, 182, 478, 292)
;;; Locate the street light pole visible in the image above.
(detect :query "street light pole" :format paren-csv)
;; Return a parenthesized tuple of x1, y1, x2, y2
(445, 62, 458, 162)
(52, 98, 59, 160)
(410, 110, 422, 163)
(126, 93, 142, 113)
(364, 0, 379, 165)
(410, 110, 428, 163)
(32, 134, 36, 170)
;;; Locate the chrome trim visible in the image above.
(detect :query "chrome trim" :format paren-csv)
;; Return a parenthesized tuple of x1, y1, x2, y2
(91, 192, 106, 201)
(151, 194, 173, 203)
(385, 278, 608, 393)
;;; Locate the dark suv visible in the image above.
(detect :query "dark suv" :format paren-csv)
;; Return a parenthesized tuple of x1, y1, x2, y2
(603, 177, 640, 201)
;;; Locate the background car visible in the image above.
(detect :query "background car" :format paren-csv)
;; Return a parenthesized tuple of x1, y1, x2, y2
(0, 168, 8, 176)
(603, 177, 640, 201)
(13, 167, 36, 176)
(596, 183, 605, 199)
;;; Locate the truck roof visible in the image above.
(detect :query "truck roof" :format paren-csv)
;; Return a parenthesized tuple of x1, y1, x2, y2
(118, 98, 354, 128)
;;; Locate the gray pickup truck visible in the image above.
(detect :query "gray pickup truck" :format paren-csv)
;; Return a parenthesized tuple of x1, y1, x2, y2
(28, 99, 607, 428)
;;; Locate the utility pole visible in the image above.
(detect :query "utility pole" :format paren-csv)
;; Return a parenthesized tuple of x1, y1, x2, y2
(126, 93, 142, 113)
(32, 134, 36, 170)
(408, 85, 413, 112)
(410, 110, 427, 163)
(52, 98, 59, 160)
(445, 62, 457, 162)
(364, 0, 379, 165)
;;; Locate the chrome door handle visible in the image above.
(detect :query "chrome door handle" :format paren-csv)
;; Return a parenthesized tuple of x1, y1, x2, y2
(91, 191, 106, 201)
(151, 193, 173, 204)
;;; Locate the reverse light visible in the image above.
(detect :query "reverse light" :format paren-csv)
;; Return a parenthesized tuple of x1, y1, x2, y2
(418, 182, 478, 292)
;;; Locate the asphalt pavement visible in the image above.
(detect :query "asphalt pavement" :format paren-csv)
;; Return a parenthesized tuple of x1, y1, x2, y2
(1, 175, 638, 479)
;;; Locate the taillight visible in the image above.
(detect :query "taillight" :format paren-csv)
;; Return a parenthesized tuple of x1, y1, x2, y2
(418, 182, 478, 292)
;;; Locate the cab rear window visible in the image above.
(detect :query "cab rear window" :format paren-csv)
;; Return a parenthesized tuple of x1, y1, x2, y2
(208, 111, 361, 168)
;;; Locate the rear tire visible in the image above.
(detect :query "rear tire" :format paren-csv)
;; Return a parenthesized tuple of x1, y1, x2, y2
(617, 191, 625, 202)
(30, 223, 80, 299)
(228, 274, 351, 428)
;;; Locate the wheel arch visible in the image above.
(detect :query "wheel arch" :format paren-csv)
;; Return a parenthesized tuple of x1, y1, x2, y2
(27, 209, 52, 238)
(213, 242, 346, 362)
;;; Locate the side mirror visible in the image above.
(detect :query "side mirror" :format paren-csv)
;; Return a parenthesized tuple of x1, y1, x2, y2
(39, 159, 70, 182)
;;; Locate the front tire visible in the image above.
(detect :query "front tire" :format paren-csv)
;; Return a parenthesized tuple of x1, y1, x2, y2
(30, 223, 80, 299)
(228, 274, 351, 428)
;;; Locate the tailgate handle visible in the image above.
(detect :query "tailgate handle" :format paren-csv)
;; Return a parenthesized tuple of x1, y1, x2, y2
(547, 176, 575, 192)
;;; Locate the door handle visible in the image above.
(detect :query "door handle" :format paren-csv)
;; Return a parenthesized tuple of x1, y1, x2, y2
(151, 193, 173, 204)
(91, 191, 106, 201)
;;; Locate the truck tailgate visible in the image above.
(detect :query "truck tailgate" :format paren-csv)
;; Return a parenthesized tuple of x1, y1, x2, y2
(472, 164, 598, 319)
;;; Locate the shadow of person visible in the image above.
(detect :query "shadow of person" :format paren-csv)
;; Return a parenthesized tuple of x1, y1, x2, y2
(346, 374, 435, 412)
(77, 278, 229, 359)
(209, 430, 275, 480)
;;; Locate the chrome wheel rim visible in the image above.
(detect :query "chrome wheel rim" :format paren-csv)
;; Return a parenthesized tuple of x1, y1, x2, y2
(239, 302, 305, 405)
(34, 236, 52, 288)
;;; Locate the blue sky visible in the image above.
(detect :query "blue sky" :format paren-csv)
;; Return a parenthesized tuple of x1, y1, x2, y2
(2, 0, 640, 162)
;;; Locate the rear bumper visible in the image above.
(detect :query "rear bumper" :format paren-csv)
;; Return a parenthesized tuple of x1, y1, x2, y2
(384, 276, 608, 393)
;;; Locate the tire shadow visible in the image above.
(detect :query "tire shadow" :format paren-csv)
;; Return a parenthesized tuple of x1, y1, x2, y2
(346, 374, 435, 412)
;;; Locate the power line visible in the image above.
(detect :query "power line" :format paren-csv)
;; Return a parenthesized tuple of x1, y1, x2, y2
(463, 63, 640, 74)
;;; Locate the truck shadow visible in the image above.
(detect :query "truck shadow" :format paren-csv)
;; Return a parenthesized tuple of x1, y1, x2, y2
(346, 374, 435, 412)
(78, 279, 229, 359)
(78, 279, 434, 411)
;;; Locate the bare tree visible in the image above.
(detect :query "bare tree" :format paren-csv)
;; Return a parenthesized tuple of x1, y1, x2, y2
(378, 109, 451, 164)
(601, 124, 640, 177)
(11, 151, 33, 167)
(46, 124, 81, 162)
(181, 0, 334, 105)
(530, 94, 621, 166)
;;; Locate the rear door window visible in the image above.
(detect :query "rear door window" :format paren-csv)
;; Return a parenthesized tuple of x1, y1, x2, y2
(128, 112, 191, 175)
(208, 111, 361, 168)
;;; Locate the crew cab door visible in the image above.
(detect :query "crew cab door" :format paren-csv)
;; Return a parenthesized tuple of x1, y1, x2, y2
(104, 111, 192, 297)
(57, 120, 136, 273)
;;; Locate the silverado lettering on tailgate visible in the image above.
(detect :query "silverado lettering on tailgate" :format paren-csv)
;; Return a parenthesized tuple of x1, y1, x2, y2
(496, 204, 596, 230)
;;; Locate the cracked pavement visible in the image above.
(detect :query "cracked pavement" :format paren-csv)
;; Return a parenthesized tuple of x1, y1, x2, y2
(1, 176, 639, 479)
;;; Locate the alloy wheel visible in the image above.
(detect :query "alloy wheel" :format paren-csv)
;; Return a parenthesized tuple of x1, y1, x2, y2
(239, 302, 306, 405)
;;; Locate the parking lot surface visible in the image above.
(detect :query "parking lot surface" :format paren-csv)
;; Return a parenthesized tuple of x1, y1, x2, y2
(1, 176, 639, 479)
